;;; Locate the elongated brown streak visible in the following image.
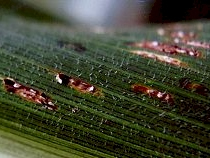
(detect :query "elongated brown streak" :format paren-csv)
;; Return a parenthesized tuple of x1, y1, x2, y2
(3, 78, 58, 111)
(56, 73, 103, 97)
(179, 78, 210, 97)
(130, 50, 188, 67)
(132, 84, 174, 105)
(127, 41, 202, 58)
(185, 41, 210, 49)
(157, 29, 210, 49)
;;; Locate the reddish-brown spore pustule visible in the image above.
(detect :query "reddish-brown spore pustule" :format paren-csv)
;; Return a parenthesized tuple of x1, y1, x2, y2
(132, 84, 174, 105)
(179, 78, 210, 96)
(3, 78, 58, 111)
(130, 50, 188, 67)
(56, 73, 103, 97)
(127, 41, 201, 58)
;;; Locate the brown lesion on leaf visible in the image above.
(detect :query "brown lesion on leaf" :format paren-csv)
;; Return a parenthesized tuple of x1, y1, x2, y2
(131, 84, 174, 105)
(3, 78, 58, 111)
(185, 41, 210, 49)
(157, 29, 197, 41)
(126, 41, 202, 58)
(130, 50, 188, 68)
(179, 78, 210, 97)
(57, 40, 87, 53)
(157, 27, 210, 49)
(56, 73, 104, 97)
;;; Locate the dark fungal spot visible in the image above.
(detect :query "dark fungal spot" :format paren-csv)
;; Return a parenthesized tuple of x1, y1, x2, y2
(40, 92, 48, 99)
(4, 78, 15, 86)
(3, 78, 20, 93)
(179, 78, 191, 88)
(57, 40, 87, 52)
(56, 73, 70, 86)
(179, 78, 210, 96)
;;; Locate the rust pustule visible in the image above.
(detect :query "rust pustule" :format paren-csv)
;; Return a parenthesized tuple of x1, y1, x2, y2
(179, 78, 210, 96)
(127, 41, 202, 58)
(186, 41, 210, 49)
(132, 84, 174, 105)
(3, 78, 58, 111)
(130, 50, 188, 67)
(56, 73, 103, 97)
(157, 28, 209, 49)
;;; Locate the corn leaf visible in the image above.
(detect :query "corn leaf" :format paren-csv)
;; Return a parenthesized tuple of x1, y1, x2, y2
(0, 10, 210, 158)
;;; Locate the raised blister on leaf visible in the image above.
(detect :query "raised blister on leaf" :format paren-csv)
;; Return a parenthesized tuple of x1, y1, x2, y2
(130, 50, 188, 67)
(127, 41, 202, 58)
(179, 78, 210, 97)
(157, 28, 209, 49)
(185, 41, 210, 49)
(3, 78, 58, 111)
(56, 73, 103, 97)
(132, 84, 174, 105)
